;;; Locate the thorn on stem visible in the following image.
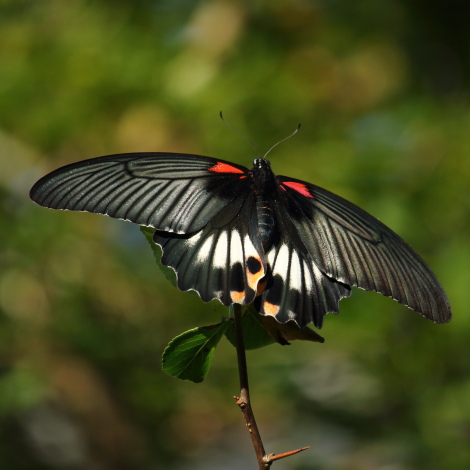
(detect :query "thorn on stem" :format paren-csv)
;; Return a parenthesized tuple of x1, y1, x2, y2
(263, 446, 310, 463)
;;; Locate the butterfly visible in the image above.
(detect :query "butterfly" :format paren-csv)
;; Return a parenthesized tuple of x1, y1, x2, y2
(29, 153, 452, 329)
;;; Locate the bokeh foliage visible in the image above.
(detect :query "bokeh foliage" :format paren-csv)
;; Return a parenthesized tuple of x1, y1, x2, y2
(1, 1, 469, 469)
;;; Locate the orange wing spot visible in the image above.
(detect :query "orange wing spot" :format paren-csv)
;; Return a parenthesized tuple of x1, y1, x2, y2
(246, 255, 265, 290)
(208, 162, 245, 174)
(263, 301, 280, 317)
(231, 290, 246, 303)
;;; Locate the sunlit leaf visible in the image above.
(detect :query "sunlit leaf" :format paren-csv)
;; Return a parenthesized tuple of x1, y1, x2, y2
(162, 322, 228, 383)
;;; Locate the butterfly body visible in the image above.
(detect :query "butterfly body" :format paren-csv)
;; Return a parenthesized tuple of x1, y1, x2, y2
(30, 152, 452, 328)
(245, 159, 278, 250)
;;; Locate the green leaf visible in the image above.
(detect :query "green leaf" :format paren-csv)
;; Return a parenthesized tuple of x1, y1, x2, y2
(162, 322, 228, 383)
(140, 226, 178, 288)
(259, 315, 325, 344)
(225, 306, 325, 349)
(224, 307, 276, 350)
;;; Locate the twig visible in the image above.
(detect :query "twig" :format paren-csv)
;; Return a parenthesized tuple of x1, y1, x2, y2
(233, 304, 267, 469)
(232, 304, 310, 468)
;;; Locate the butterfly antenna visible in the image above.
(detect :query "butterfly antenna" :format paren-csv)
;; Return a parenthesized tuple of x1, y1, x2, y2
(219, 111, 262, 157)
(264, 123, 301, 159)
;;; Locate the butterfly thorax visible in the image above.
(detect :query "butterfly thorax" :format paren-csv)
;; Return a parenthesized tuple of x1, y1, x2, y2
(251, 158, 278, 251)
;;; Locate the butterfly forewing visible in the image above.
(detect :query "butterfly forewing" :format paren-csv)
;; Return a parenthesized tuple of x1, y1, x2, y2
(30, 153, 250, 234)
(277, 175, 452, 324)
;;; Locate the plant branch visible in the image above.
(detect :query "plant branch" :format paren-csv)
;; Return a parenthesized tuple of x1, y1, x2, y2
(233, 303, 267, 469)
(232, 304, 309, 468)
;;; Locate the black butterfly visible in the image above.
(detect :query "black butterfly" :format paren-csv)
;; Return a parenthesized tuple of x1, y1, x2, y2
(29, 153, 452, 328)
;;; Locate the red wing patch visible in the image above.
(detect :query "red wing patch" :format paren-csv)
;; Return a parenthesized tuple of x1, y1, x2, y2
(282, 181, 314, 198)
(208, 162, 245, 174)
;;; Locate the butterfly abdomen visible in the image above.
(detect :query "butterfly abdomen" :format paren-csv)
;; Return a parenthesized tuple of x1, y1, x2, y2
(256, 197, 276, 250)
(251, 158, 280, 251)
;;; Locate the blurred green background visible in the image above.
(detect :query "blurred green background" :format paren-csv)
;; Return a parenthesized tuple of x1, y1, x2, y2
(1, 1, 469, 469)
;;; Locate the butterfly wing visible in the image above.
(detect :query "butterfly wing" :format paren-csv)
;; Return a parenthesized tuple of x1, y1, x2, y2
(30, 153, 250, 234)
(153, 192, 266, 306)
(277, 175, 452, 324)
(255, 204, 351, 328)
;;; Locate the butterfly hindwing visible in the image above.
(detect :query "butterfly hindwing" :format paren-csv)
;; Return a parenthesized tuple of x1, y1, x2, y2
(153, 192, 266, 306)
(255, 199, 351, 328)
(277, 175, 451, 323)
(29, 153, 250, 234)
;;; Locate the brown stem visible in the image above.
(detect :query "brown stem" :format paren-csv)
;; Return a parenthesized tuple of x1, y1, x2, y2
(233, 304, 268, 469)
(232, 304, 310, 468)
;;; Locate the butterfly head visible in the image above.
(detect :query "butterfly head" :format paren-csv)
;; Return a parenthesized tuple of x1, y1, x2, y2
(253, 157, 271, 170)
